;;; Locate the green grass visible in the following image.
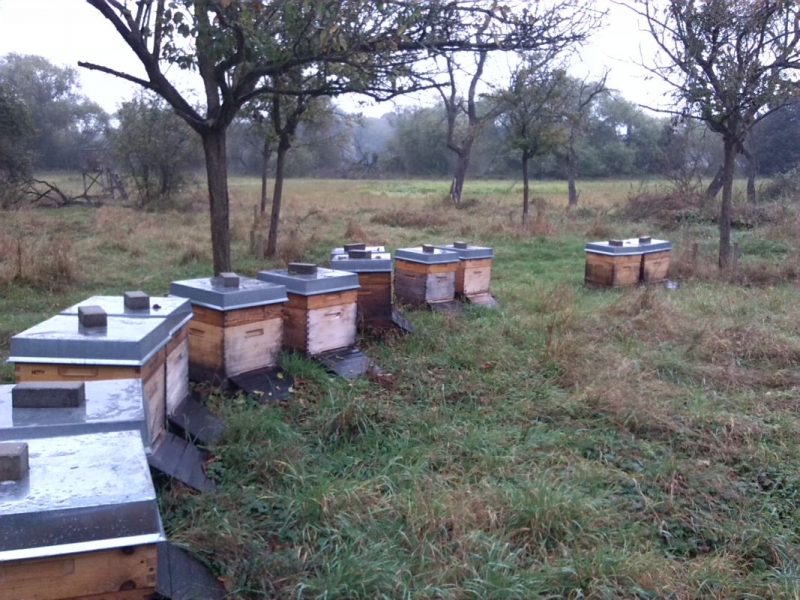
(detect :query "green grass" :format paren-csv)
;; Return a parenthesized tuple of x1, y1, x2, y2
(2, 177, 800, 598)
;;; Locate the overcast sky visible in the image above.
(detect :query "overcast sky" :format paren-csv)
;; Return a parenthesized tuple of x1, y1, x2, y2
(0, 0, 672, 117)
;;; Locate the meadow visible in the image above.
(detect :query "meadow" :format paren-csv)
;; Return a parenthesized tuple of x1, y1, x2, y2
(1, 176, 799, 598)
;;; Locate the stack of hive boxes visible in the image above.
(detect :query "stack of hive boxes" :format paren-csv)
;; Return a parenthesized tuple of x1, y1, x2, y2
(330, 244, 394, 330)
(258, 263, 360, 356)
(584, 236, 672, 287)
(170, 273, 288, 382)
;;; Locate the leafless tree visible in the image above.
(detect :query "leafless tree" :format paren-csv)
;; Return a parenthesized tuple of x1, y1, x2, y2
(632, 0, 800, 269)
(83, 0, 587, 273)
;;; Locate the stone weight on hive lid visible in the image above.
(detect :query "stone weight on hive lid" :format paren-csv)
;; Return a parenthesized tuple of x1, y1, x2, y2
(435, 241, 498, 307)
(584, 236, 672, 287)
(394, 245, 460, 307)
(258, 263, 360, 356)
(9, 309, 171, 450)
(170, 273, 288, 382)
(0, 431, 164, 600)
(330, 248, 394, 329)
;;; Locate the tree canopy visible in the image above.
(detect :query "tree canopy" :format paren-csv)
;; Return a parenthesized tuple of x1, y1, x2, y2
(636, 0, 800, 267)
(83, 0, 600, 273)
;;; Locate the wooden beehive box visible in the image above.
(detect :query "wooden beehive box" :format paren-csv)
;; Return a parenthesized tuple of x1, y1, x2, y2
(330, 247, 394, 329)
(60, 292, 193, 422)
(639, 236, 672, 283)
(584, 237, 672, 287)
(435, 241, 495, 301)
(0, 431, 164, 600)
(170, 273, 288, 382)
(258, 263, 360, 355)
(8, 309, 170, 448)
(394, 245, 460, 306)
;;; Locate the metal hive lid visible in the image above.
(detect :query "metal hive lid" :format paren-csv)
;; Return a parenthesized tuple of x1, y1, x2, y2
(169, 275, 288, 311)
(0, 430, 164, 561)
(8, 314, 170, 367)
(585, 237, 672, 256)
(330, 245, 387, 260)
(60, 295, 192, 338)
(0, 379, 150, 450)
(434, 242, 495, 260)
(330, 251, 393, 273)
(258, 266, 360, 296)
(395, 245, 460, 265)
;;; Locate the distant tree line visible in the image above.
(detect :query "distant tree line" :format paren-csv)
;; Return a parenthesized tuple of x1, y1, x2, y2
(6, 52, 800, 196)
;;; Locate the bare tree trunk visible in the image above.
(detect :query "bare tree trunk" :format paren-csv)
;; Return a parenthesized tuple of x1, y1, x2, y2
(567, 150, 578, 208)
(201, 128, 232, 274)
(449, 151, 470, 205)
(719, 138, 736, 270)
(266, 138, 289, 258)
(743, 147, 757, 204)
(705, 165, 724, 202)
(521, 150, 530, 226)
(259, 137, 271, 214)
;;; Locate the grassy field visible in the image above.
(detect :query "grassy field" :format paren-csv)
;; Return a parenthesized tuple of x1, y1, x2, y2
(2, 177, 799, 598)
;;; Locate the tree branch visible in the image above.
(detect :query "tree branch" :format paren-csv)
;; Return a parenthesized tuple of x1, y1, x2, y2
(77, 61, 154, 89)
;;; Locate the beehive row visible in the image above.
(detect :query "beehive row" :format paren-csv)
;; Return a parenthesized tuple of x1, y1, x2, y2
(330, 241, 496, 318)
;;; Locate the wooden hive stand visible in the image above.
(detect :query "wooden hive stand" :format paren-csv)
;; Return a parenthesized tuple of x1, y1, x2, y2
(258, 263, 360, 356)
(394, 245, 460, 307)
(170, 273, 288, 382)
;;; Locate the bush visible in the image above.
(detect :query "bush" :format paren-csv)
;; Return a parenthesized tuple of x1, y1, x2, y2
(112, 92, 201, 210)
(760, 167, 800, 202)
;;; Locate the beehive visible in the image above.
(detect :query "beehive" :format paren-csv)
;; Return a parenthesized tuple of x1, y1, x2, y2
(8, 310, 170, 448)
(330, 243, 387, 261)
(170, 273, 288, 382)
(435, 241, 495, 301)
(394, 245, 460, 306)
(638, 236, 672, 283)
(330, 248, 394, 329)
(258, 263, 359, 355)
(0, 430, 164, 600)
(0, 379, 151, 447)
(584, 237, 672, 287)
(60, 293, 193, 420)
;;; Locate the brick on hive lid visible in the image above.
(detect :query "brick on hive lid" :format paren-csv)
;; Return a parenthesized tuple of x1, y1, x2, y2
(12, 381, 86, 409)
(288, 262, 318, 276)
(124, 290, 150, 310)
(78, 305, 107, 329)
(0, 442, 28, 481)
